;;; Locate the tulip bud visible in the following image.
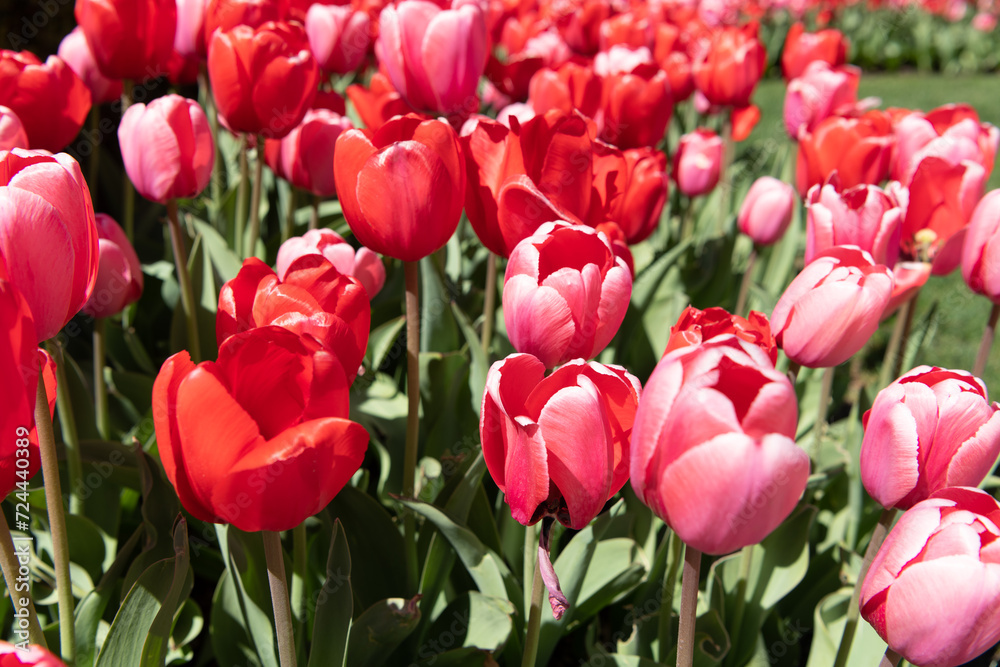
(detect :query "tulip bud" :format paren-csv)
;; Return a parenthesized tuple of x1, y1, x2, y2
(0, 51, 91, 152)
(82, 214, 143, 318)
(589, 141, 668, 244)
(306, 3, 371, 74)
(74, 0, 178, 81)
(771, 246, 893, 368)
(860, 487, 1000, 667)
(796, 111, 895, 196)
(805, 181, 902, 266)
(738, 176, 796, 246)
(673, 129, 723, 197)
(264, 108, 353, 197)
(692, 22, 766, 109)
(204, 0, 290, 47)
(0, 106, 27, 151)
(783, 62, 860, 140)
(781, 22, 848, 81)
(503, 221, 632, 368)
(57, 27, 123, 106)
(276, 229, 385, 299)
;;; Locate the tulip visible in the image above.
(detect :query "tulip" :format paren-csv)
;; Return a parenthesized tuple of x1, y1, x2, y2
(334, 113, 465, 262)
(175, 0, 208, 59)
(781, 22, 848, 81)
(344, 72, 414, 133)
(217, 256, 370, 380)
(204, 0, 290, 48)
(118, 94, 215, 203)
(0, 642, 67, 666)
(0, 150, 98, 342)
(805, 181, 902, 266)
(376, 0, 488, 115)
(0, 51, 91, 152)
(630, 335, 808, 555)
(738, 176, 797, 246)
(784, 62, 860, 140)
(264, 107, 353, 197)
(486, 28, 571, 103)
(74, 0, 178, 81)
(589, 142, 668, 244)
(599, 10, 653, 51)
(692, 22, 766, 109)
(673, 129, 723, 197)
(599, 52, 672, 149)
(480, 353, 640, 530)
(664, 305, 777, 364)
(0, 106, 27, 151)
(208, 21, 319, 139)
(276, 229, 385, 299)
(57, 27, 123, 105)
(771, 246, 893, 368)
(892, 104, 998, 185)
(962, 189, 1000, 301)
(527, 61, 602, 126)
(554, 0, 611, 56)
(860, 366, 1000, 511)
(81, 214, 143, 319)
(593, 221, 634, 278)
(860, 487, 1000, 667)
(153, 326, 368, 532)
(306, 3, 371, 74)
(796, 111, 895, 195)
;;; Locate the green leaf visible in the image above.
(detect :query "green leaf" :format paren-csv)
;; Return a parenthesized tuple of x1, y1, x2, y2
(450, 302, 489, 413)
(308, 520, 353, 667)
(805, 588, 886, 667)
(420, 256, 459, 352)
(165, 599, 203, 666)
(223, 527, 280, 667)
(210, 569, 262, 667)
(421, 591, 514, 658)
(573, 538, 649, 621)
(365, 316, 405, 372)
(140, 518, 193, 666)
(346, 597, 421, 667)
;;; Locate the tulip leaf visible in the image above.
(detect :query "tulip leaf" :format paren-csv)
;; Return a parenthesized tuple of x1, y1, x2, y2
(450, 302, 489, 413)
(582, 656, 663, 667)
(190, 218, 242, 285)
(572, 538, 649, 622)
(345, 597, 421, 667)
(419, 591, 514, 659)
(210, 569, 263, 667)
(804, 588, 886, 667)
(293, 199, 343, 226)
(365, 315, 405, 372)
(223, 528, 280, 667)
(420, 256, 459, 352)
(409, 647, 495, 667)
(181, 232, 222, 362)
(308, 519, 352, 667)
(140, 518, 193, 667)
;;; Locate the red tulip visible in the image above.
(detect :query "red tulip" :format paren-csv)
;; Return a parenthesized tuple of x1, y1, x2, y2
(344, 72, 414, 133)
(208, 21, 320, 139)
(82, 214, 143, 318)
(204, 0, 290, 50)
(796, 111, 895, 195)
(0, 106, 27, 151)
(771, 246, 893, 368)
(784, 62, 861, 140)
(589, 141, 668, 244)
(480, 353, 640, 529)
(57, 27, 123, 105)
(74, 0, 177, 81)
(963, 189, 1000, 301)
(738, 176, 797, 246)
(153, 326, 368, 532)
(335, 113, 465, 261)
(0, 51, 91, 153)
(673, 129, 723, 197)
(892, 104, 998, 185)
(664, 305, 777, 364)
(118, 94, 215, 203)
(264, 107, 353, 197)
(860, 487, 1000, 667)
(692, 22, 765, 109)
(553, 0, 611, 56)
(593, 220, 634, 277)
(486, 27, 571, 103)
(805, 181, 902, 267)
(0, 642, 66, 666)
(630, 335, 807, 555)
(276, 229, 385, 299)
(217, 256, 370, 379)
(598, 49, 672, 149)
(599, 10, 654, 51)
(306, 3, 371, 74)
(503, 221, 631, 368)
(0, 149, 99, 342)
(527, 61, 602, 123)
(781, 22, 848, 81)
(376, 0, 488, 115)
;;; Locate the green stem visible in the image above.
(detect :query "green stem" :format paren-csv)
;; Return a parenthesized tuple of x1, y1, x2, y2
(167, 201, 202, 364)
(309, 194, 320, 231)
(87, 106, 100, 203)
(735, 247, 757, 316)
(291, 522, 307, 662)
(811, 366, 835, 460)
(403, 261, 421, 592)
(246, 136, 264, 259)
(973, 302, 1000, 378)
(658, 529, 682, 663)
(881, 647, 902, 667)
(199, 66, 225, 232)
(93, 318, 109, 440)
(46, 342, 84, 516)
(676, 544, 702, 667)
(878, 294, 916, 391)
(727, 545, 754, 659)
(283, 188, 297, 243)
(717, 112, 734, 235)
(481, 253, 497, 355)
(263, 531, 297, 667)
(833, 507, 897, 667)
(121, 80, 135, 243)
(35, 364, 75, 664)
(0, 510, 46, 648)
(521, 526, 544, 667)
(235, 137, 250, 258)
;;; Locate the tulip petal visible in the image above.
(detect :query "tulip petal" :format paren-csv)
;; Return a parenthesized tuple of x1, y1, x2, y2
(502, 275, 575, 368)
(861, 391, 921, 509)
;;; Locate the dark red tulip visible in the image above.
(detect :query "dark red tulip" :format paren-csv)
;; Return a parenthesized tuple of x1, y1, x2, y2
(74, 0, 178, 81)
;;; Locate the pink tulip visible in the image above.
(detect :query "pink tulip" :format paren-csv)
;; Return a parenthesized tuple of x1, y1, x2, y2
(783, 61, 860, 139)
(737, 176, 796, 246)
(57, 26, 123, 105)
(860, 487, 1000, 667)
(805, 181, 902, 267)
(673, 129, 723, 197)
(82, 214, 143, 318)
(264, 108, 352, 197)
(771, 246, 893, 368)
(630, 335, 808, 555)
(275, 228, 385, 298)
(860, 366, 1000, 511)
(0, 106, 28, 151)
(0, 641, 67, 666)
(480, 353, 640, 530)
(306, 3, 371, 74)
(892, 105, 999, 186)
(376, 0, 488, 115)
(502, 221, 631, 369)
(963, 189, 1000, 302)
(118, 94, 215, 203)
(175, 0, 209, 59)
(0, 149, 98, 342)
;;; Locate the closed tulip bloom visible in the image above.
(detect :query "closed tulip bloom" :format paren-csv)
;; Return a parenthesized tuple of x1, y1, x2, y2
(796, 111, 895, 195)
(276, 229, 385, 299)
(892, 104, 999, 185)
(335, 113, 465, 261)
(58, 27, 123, 105)
(82, 214, 143, 318)
(738, 176, 797, 246)
(781, 22, 848, 81)
(0, 149, 98, 342)
(217, 256, 370, 380)
(0, 642, 67, 666)
(264, 107, 352, 197)
(74, 0, 177, 81)
(480, 353, 640, 529)
(204, 0, 290, 49)
(175, 0, 208, 58)
(0, 106, 27, 151)
(554, 0, 610, 55)
(503, 221, 631, 368)
(771, 245, 893, 368)
(860, 487, 1000, 667)
(805, 181, 902, 266)
(376, 0, 488, 115)
(0, 51, 91, 152)
(673, 129, 723, 197)
(593, 220, 634, 278)
(600, 56, 672, 149)
(306, 3, 371, 74)
(860, 367, 1000, 510)
(630, 335, 808, 555)
(527, 61, 603, 123)
(784, 62, 860, 140)
(118, 94, 215, 203)
(589, 142, 668, 244)
(963, 189, 1000, 301)
(153, 326, 368, 532)
(692, 22, 766, 109)
(663, 306, 777, 364)
(208, 21, 319, 139)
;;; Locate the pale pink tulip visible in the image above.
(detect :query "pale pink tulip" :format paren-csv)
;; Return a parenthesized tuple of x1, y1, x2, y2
(673, 129, 723, 197)
(738, 176, 796, 246)
(264, 108, 353, 197)
(58, 26, 123, 105)
(276, 228, 385, 299)
(805, 182, 902, 266)
(174, 0, 208, 59)
(83, 214, 144, 318)
(783, 61, 860, 139)
(306, 3, 371, 74)
(892, 105, 999, 185)
(0, 106, 28, 151)
(962, 188, 1000, 302)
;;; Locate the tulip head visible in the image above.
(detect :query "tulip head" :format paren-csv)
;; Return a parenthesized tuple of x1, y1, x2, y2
(805, 181, 902, 267)
(0, 51, 91, 152)
(276, 229, 385, 299)
(673, 129, 723, 197)
(781, 22, 848, 81)
(663, 306, 777, 364)
(74, 0, 178, 81)
(962, 189, 1000, 302)
(738, 176, 796, 246)
(82, 214, 143, 318)
(264, 107, 353, 197)
(0, 106, 27, 151)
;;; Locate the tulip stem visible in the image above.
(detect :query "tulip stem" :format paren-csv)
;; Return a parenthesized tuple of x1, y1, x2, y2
(403, 261, 421, 592)
(676, 544, 701, 667)
(880, 648, 902, 667)
(291, 522, 307, 662)
(93, 318, 109, 440)
(735, 247, 757, 316)
(246, 135, 265, 259)
(235, 137, 250, 257)
(717, 113, 734, 234)
(46, 341, 84, 516)
(263, 531, 297, 667)
(35, 361, 75, 664)
(122, 80, 135, 242)
(309, 194, 320, 231)
(973, 302, 1000, 378)
(167, 200, 202, 364)
(521, 526, 544, 667)
(199, 66, 225, 232)
(811, 366, 835, 460)
(878, 293, 917, 391)
(657, 529, 682, 663)
(481, 253, 497, 355)
(283, 188, 297, 243)
(833, 507, 897, 667)
(0, 509, 46, 648)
